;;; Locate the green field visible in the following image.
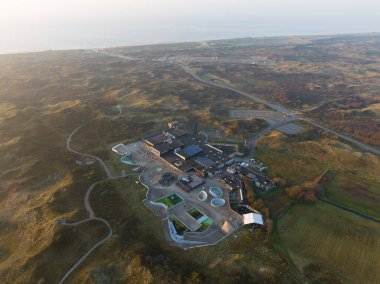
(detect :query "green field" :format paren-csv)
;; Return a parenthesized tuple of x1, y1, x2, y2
(155, 193, 183, 208)
(324, 174, 380, 219)
(278, 202, 380, 283)
(187, 208, 204, 220)
(198, 217, 213, 232)
(169, 215, 190, 236)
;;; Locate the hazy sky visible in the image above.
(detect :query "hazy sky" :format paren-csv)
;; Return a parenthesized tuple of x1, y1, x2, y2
(1, 0, 379, 53)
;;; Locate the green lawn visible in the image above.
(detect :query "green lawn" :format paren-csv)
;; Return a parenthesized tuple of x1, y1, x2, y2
(278, 201, 380, 283)
(324, 173, 380, 219)
(155, 193, 183, 208)
(169, 215, 190, 236)
(187, 208, 204, 221)
(198, 217, 213, 232)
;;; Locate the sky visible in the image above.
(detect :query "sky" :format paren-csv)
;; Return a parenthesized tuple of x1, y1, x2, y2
(1, 0, 379, 54)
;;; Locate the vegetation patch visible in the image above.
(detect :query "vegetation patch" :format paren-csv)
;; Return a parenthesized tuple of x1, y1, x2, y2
(154, 193, 183, 208)
(198, 217, 213, 232)
(324, 173, 380, 219)
(278, 202, 380, 284)
(187, 207, 204, 221)
(169, 215, 190, 236)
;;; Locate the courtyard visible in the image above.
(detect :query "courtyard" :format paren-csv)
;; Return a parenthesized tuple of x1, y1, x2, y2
(119, 140, 244, 249)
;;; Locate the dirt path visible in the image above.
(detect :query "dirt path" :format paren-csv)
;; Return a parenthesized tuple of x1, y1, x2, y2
(319, 198, 380, 224)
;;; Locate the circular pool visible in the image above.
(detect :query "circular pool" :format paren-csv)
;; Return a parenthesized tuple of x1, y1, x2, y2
(209, 186, 223, 198)
(211, 198, 225, 207)
(197, 191, 208, 201)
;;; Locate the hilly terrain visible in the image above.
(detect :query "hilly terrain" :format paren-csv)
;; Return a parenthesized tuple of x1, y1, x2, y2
(0, 34, 379, 283)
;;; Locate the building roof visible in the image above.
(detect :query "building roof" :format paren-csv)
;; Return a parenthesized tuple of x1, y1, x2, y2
(184, 144, 203, 156)
(243, 213, 264, 225)
(195, 156, 215, 168)
(176, 144, 204, 159)
(165, 128, 187, 138)
(145, 133, 168, 145)
(173, 140, 184, 148)
(220, 173, 242, 190)
(154, 143, 172, 154)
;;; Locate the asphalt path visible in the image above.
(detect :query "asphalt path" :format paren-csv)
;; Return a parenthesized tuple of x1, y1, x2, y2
(173, 62, 380, 157)
(101, 48, 380, 157)
(66, 119, 112, 178)
(58, 119, 131, 284)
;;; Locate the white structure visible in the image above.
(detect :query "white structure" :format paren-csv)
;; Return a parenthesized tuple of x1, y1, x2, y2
(242, 213, 264, 225)
(112, 144, 128, 155)
(197, 191, 208, 201)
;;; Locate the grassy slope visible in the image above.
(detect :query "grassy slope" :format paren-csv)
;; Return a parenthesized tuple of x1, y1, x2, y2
(255, 127, 380, 284)
(256, 129, 380, 218)
(278, 202, 380, 284)
(1, 35, 380, 283)
(324, 173, 380, 219)
(0, 49, 299, 282)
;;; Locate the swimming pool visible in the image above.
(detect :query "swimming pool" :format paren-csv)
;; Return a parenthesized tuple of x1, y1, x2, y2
(211, 198, 225, 207)
(209, 186, 223, 198)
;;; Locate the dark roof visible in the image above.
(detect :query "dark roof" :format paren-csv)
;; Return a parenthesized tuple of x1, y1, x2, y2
(195, 157, 215, 168)
(183, 144, 203, 157)
(145, 133, 167, 145)
(220, 172, 242, 190)
(165, 128, 187, 138)
(173, 140, 184, 148)
(154, 143, 172, 154)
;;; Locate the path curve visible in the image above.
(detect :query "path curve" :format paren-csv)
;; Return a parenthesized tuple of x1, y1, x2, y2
(58, 119, 129, 284)
(174, 63, 380, 157)
(66, 119, 112, 178)
(101, 51, 380, 156)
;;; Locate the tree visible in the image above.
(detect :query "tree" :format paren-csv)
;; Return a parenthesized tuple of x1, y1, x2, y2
(242, 176, 255, 206)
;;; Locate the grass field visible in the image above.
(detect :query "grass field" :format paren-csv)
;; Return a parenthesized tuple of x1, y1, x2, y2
(324, 173, 380, 219)
(256, 129, 380, 208)
(155, 193, 183, 208)
(278, 202, 380, 283)
(187, 207, 204, 220)
(169, 215, 190, 236)
(198, 217, 214, 232)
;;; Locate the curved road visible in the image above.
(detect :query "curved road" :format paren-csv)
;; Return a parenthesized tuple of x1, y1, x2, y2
(66, 119, 112, 178)
(174, 62, 380, 157)
(101, 50, 380, 156)
(58, 119, 129, 284)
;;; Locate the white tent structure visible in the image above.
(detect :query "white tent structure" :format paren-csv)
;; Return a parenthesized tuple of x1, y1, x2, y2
(242, 213, 264, 225)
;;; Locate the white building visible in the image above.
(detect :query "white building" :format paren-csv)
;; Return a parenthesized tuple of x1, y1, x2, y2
(242, 213, 264, 226)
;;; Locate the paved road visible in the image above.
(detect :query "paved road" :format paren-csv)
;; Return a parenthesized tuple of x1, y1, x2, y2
(248, 118, 298, 151)
(100, 49, 379, 157)
(59, 119, 131, 284)
(173, 62, 380, 157)
(66, 119, 112, 178)
(303, 118, 380, 156)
